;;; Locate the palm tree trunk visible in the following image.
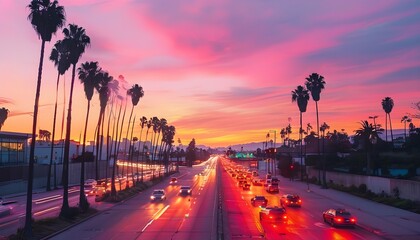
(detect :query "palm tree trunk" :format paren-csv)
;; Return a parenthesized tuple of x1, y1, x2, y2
(60, 63, 77, 218)
(94, 109, 103, 180)
(128, 116, 136, 186)
(389, 113, 394, 147)
(385, 113, 388, 143)
(47, 71, 61, 191)
(123, 106, 134, 187)
(136, 127, 144, 182)
(24, 39, 46, 237)
(79, 101, 91, 211)
(117, 99, 127, 177)
(300, 111, 303, 181)
(142, 129, 150, 182)
(111, 101, 122, 198)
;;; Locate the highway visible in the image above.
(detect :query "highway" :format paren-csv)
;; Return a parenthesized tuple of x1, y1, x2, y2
(2, 155, 420, 239)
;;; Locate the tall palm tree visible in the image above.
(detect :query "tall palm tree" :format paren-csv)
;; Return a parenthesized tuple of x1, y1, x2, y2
(60, 24, 90, 218)
(26, 0, 65, 236)
(401, 116, 411, 142)
(47, 40, 71, 191)
(136, 116, 148, 181)
(142, 118, 153, 180)
(382, 97, 394, 145)
(320, 122, 330, 186)
(124, 84, 144, 185)
(285, 124, 292, 146)
(305, 73, 326, 185)
(94, 71, 113, 180)
(355, 121, 383, 175)
(78, 61, 101, 211)
(280, 128, 286, 146)
(0, 107, 9, 130)
(292, 85, 310, 180)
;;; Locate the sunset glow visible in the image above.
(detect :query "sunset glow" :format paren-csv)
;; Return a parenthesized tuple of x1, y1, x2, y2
(0, 1, 419, 148)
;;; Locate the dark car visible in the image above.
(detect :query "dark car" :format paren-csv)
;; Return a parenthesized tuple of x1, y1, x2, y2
(251, 196, 268, 207)
(323, 208, 356, 227)
(280, 194, 302, 207)
(259, 206, 287, 223)
(179, 186, 192, 196)
(170, 177, 178, 184)
(243, 182, 251, 191)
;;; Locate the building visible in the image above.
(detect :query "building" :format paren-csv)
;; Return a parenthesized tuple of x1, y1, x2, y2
(0, 131, 31, 166)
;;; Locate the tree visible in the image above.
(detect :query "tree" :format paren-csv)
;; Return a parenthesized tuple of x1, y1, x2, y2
(354, 120, 383, 175)
(26, 0, 65, 236)
(382, 97, 394, 145)
(124, 84, 144, 185)
(46, 40, 71, 191)
(94, 71, 113, 180)
(60, 24, 90, 218)
(78, 61, 102, 211)
(292, 85, 310, 180)
(320, 122, 330, 187)
(401, 115, 411, 142)
(280, 128, 286, 146)
(137, 116, 148, 182)
(305, 73, 326, 185)
(0, 107, 9, 130)
(186, 138, 196, 167)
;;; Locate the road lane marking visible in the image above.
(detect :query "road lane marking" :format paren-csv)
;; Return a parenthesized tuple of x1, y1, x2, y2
(141, 204, 170, 233)
(34, 206, 60, 216)
(0, 219, 18, 228)
(33, 195, 62, 204)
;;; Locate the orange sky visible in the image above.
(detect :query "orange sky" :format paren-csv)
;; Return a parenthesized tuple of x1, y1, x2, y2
(0, 0, 419, 148)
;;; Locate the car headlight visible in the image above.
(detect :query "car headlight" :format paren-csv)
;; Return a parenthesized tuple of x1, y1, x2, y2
(150, 196, 155, 200)
(179, 190, 182, 193)
(188, 190, 191, 193)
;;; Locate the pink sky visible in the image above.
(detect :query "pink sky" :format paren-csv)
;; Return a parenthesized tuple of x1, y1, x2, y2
(0, 0, 419, 148)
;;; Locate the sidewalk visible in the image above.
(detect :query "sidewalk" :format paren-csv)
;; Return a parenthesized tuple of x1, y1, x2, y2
(280, 176, 420, 240)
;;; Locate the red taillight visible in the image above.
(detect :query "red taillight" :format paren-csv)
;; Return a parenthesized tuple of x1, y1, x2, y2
(283, 215, 287, 219)
(269, 216, 273, 219)
(335, 217, 343, 222)
(351, 218, 356, 222)
(285, 200, 288, 203)
(298, 199, 302, 203)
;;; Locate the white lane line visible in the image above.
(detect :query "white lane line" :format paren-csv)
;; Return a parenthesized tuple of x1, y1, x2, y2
(34, 206, 60, 216)
(141, 204, 170, 233)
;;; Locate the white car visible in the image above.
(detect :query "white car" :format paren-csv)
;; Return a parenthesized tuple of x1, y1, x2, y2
(84, 179, 97, 187)
(150, 189, 166, 201)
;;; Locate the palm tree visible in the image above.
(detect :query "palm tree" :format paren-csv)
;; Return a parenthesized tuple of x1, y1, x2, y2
(124, 84, 144, 185)
(0, 107, 9, 131)
(355, 121, 383, 175)
(401, 116, 411, 142)
(26, 0, 65, 236)
(60, 24, 90, 218)
(280, 128, 286, 146)
(78, 61, 101, 211)
(142, 118, 153, 180)
(286, 124, 292, 146)
(94, 71, 113, 180)
(382, 97, 394, 145)
(292, 85, 310, 180)
(305, 73, 326, 185)
(47, 40, 71, 191)
(320, 122, 330, 186)
(136, 116, 148, 181)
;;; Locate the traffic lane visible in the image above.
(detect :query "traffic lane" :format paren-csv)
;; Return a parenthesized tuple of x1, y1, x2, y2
(0, 187, 80, 238)
(49, 168, 199, 239)
(222, 162, 264, 238)
(172, 159, 218, 240)
(246, 176, 383, 239)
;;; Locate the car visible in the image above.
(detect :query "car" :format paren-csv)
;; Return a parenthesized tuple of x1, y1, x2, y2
(238, 180, 246, 187)
(150, 189, 166, 201)
(179, 186, 192, 195)
(250, 196, 268, 207)
(252, 179, 263, 186)
(265, 182, 279, 193)
(322, 208, 356, 227)
(170, 177, 178, 184)
(243, 183, 251, 191)
(259, 206, 287, 223)
(84, 179, 97, 187)
(280, 194, 302, 207)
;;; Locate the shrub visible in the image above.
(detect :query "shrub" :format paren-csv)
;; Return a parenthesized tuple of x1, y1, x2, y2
(358, 184, 367, 193)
